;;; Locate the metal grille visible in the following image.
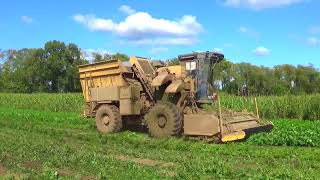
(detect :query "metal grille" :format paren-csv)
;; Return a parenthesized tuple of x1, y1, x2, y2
(137, 59, 154, 75)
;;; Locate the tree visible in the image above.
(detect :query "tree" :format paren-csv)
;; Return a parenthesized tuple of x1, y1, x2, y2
(167, 58, 179, 65)
(65, 43, 87, 92)
(0, 41, 87, 93)
(112, 53, 129, 62)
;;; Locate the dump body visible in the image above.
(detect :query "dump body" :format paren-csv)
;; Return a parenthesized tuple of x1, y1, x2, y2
(79, 60, 142, 116)
(79, 60, 131, 102)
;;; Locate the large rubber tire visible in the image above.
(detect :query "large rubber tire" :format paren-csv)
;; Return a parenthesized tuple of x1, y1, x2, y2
(95, 105, 122, 133)
(145, 102, 182, 138)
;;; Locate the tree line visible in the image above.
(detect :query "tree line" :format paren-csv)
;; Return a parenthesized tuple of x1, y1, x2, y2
(0, 40, 128, 93)
(212, 61, 320, 96)
(0, 40, 319, 95)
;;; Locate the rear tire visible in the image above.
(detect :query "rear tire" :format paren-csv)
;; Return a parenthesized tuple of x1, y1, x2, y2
(145, 102, 182, 138)
(95, 105, 122, 133)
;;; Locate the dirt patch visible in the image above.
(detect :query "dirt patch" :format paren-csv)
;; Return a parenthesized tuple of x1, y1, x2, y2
(23, 161, 42, 170)
(160, 170, 177, 177)
(116, 155, 175, 168)
(0, 164, 7, 176)
(234, 161, 259, 170)
(292, 159, 301, 168)
(81, 175, 97, 180)
(116, 155, 176, 177)
(57, 169, 74, 177)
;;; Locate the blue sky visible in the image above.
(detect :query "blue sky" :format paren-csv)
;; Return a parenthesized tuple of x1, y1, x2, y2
(0, 0, 319, 67)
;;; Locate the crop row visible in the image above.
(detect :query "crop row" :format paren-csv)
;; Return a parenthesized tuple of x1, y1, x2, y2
(0, 93, 320, 120)
(218, 95, 320, 120)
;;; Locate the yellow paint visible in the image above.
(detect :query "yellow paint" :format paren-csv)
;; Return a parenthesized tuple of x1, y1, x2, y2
(167, 65, 185, 77)
(79, 60, 129, 102)
(129, 56, 139, 66)
(221, 131, 246, 142)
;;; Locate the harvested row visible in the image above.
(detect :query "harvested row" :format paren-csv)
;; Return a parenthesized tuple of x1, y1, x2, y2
(1, 107, 320, 147)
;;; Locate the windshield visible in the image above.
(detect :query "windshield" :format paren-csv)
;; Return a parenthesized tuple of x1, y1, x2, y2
(196, 58, 214, 103)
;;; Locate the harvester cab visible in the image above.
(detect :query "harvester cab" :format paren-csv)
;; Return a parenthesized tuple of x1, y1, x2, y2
(178, 51, 224, 104)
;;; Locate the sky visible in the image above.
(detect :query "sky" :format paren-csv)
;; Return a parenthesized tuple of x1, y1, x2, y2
(0, 0, 319, 67)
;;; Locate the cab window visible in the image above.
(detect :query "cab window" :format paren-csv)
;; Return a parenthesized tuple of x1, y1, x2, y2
(186, 61, 196, 71)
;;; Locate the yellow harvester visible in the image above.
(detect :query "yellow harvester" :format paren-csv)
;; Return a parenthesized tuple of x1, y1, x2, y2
(79, 51, 273, 142)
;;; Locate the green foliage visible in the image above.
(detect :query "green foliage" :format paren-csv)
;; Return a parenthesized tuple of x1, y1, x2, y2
(92, 52, 129, 63)
(0, 41, 87, 93)
(0, 107, 320, 178)
(92, 52, 112, 63)
(1, 42, 319, 96)
(112, 53, 129, 62)
(206, 94, 320, 120)
(247, 119, 320, 147)
(1, 94, 320, 178)
(167, 58, 179, 65)
(205, 94, 320, 120)
(1, 93, 320, 120)
(213, 60, 320, 96)
(0, 93, 84, 113)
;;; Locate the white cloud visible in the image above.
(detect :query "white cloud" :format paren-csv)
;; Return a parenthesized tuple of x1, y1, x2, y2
(73, 15, 116, 32)
(119, 5, 136, 15)
(21, 16, 34, 24)
(73, 7, 203, 46)
(73, 13, 202, 38)
(309, 26, 320, 34)
(224, 0, 305, 10)
(289, 34, 320, 47)
(253, 46, 270, 56)
(307, 37, 320, 46)
(149, 47, 168, 54)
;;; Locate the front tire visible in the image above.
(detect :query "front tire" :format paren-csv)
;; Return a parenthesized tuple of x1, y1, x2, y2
(145, 102, 182, 138)
(95, 105, 122, 133)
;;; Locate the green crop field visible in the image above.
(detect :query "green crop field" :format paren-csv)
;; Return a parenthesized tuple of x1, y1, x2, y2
(0, 93, 320, 179)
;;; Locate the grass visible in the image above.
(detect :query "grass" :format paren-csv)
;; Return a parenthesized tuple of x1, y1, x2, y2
(0, 93, 84, 113)
(0, 93, 320, 179)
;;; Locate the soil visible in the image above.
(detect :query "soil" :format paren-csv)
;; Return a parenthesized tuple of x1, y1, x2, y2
(57, 169, 74, 177)
(23, 161, 42, 170)
(0, 164, 7, 176)
(81, 175, 97, 180)
(116, 155, 175, 168)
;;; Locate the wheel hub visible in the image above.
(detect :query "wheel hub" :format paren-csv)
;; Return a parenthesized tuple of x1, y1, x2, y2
(102, 115, 110, 126)
(157, 115, 167, 128)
